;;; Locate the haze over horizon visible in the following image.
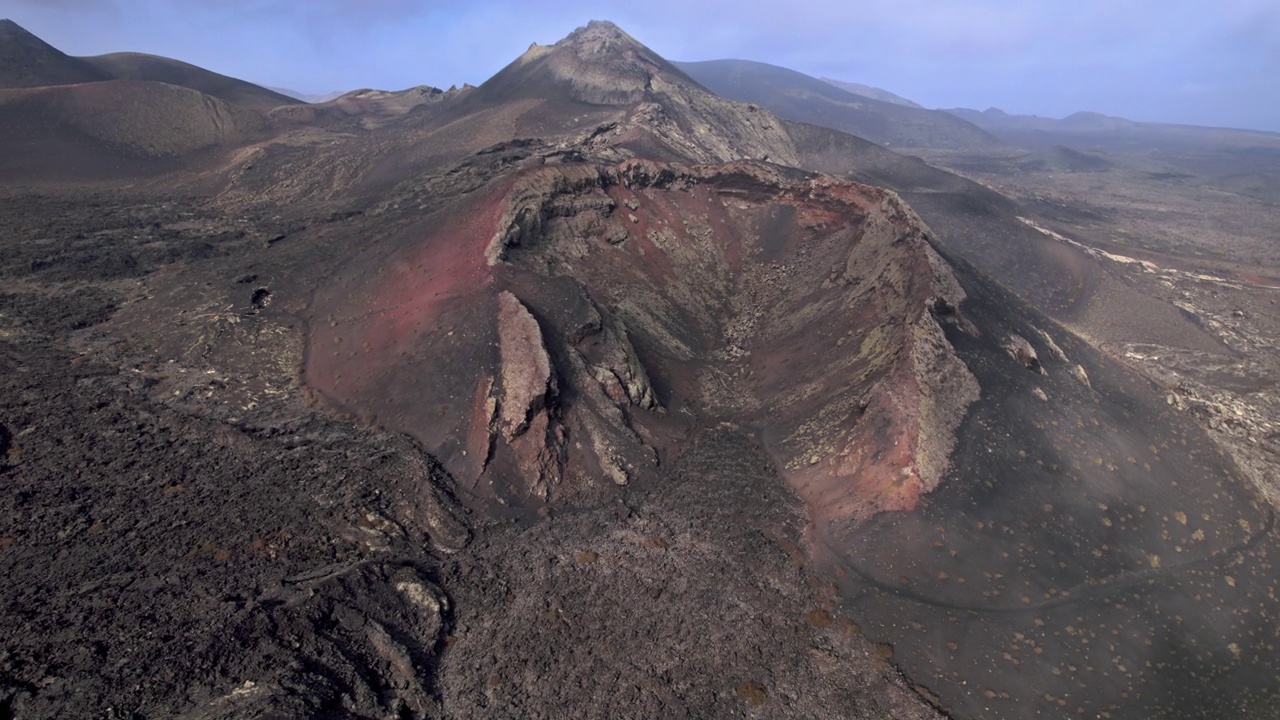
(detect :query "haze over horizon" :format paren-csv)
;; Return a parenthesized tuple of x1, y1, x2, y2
(2, 0, 1277, 132)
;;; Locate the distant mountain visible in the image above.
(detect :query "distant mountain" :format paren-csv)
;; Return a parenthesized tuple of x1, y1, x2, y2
(946, 106, 1280, 152)
(448, 24, 802, 166)
(83, 52, 300, 112)
(819, 77, 921, 108)
(0, 19, 278, 178)
(268, 86, 348, 104)
(0, 18, 109, 88)
(269, 85, 461, 130)
(0, 19, 297, 113)
(946, 107, 1138, 133)
(0, 79, 268, 180)
(675, 58, 999, 151)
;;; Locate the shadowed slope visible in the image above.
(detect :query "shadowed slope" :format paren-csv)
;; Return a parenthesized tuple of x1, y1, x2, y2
(825, 249, 1279, 719)
(83, 52, 301, 112)
(1, 20, 296, 113)
(821, 76, 922, 108)
(678, 58, 999, 151)
(0, 80, 267, 180)
(0, 18, 108, 88)
(0, 20, 285, 181)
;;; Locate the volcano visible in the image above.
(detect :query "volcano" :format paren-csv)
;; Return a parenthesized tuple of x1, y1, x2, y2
(0, 19, 1276, 720)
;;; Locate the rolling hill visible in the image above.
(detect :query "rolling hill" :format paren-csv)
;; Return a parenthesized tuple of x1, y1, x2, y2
(83, 52, 300, 112)
(820, 76, 922, 107)
(0, 17, 109, 88)
(675, 58, 999, 151)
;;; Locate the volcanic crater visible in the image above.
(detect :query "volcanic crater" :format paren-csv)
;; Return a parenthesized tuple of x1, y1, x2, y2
(304, 157, 978, 525)
(1, 17, 1277, 720)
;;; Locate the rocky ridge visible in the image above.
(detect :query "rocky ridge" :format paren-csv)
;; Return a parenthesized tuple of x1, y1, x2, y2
(306, 153, 982, 535)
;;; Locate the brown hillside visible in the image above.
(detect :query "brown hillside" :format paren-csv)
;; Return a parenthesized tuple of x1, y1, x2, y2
(0, 18, 109, 88)
(0, 79, 267, 180)
(83, 52, 300, 112)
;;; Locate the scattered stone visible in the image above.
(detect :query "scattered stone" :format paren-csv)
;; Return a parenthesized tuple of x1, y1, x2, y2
(1002, 334, 1045, 374)
(735, 681, 769, 707)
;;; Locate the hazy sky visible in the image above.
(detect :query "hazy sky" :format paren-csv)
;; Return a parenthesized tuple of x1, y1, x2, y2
(3, 0, 1277, 131)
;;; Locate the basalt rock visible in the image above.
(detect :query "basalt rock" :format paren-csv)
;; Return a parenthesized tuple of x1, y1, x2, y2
(307, 157, 981, 524)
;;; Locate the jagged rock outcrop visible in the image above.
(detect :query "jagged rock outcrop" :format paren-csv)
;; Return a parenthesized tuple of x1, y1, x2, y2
(576, 306, 658, 410)
(492, 291, 564, 499)
(495, 291, 555, 440)
(467, 20, 801, 167)
(309, 156, 981, 524)
(1001, 333, 1045, 373)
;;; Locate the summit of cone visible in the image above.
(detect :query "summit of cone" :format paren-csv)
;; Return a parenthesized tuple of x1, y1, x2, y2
(0, 18, 109, 88)
(475, 19, 696, 106)
(452, 20, 801, 167)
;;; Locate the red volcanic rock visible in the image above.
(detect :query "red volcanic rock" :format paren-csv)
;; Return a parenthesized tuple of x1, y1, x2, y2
(308, 155, 981, 525)
(495, 291, 555, 440)
(494, 291, 564, 501)
(791, 307, 980, 535)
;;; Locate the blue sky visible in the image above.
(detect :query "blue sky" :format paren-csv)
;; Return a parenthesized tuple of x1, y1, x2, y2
(3, 0, 1277, 131)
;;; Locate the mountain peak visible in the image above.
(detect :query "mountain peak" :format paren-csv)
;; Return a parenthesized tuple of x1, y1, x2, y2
(464, 21, 799, 166)
(1, 18, 40, 41)
(559, 19, 638, 52)
(545, 19, 672, 104)
(477, 19, 685, 107)
(0, 18, 110, 88)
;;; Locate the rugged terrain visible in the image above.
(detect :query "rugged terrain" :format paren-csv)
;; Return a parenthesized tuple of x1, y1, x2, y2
(1, 18, 1278, 720)
(687, 53, 1280, 514)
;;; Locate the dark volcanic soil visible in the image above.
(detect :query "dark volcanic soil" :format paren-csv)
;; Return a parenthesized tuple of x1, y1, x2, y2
(0, 321, 937, 720)
(0, 186, 941, 719)
(826, 254, 1280, 718)
(2, 17, 1279, 720)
